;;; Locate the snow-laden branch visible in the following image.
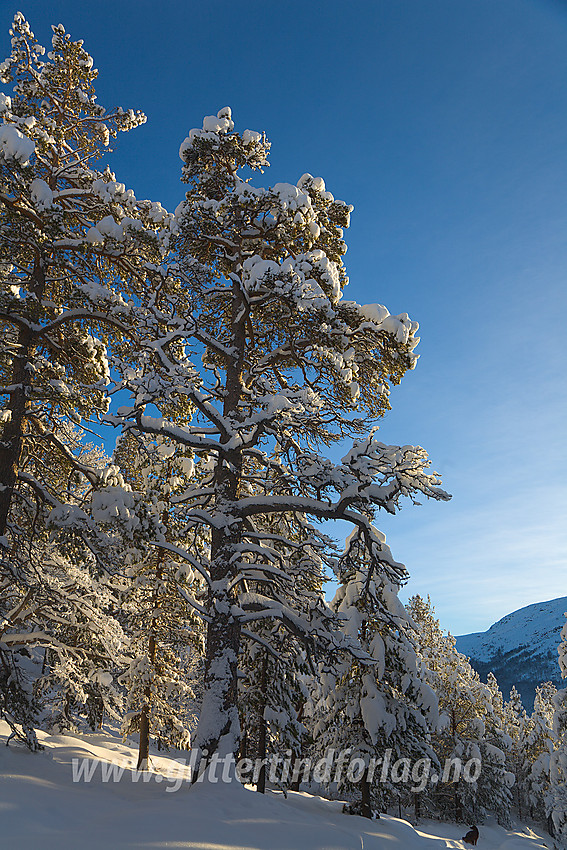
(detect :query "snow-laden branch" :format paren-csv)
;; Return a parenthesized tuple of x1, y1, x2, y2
(115, 412, 223, 455)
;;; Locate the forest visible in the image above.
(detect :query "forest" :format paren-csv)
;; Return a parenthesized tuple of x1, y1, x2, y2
(0, 12, 566, 845)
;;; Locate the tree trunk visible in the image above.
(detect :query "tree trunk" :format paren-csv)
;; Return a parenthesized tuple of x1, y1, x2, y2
(137, 707, 150, 770)
(256, 651, 268, 793)
(192, 483, 242, 763)
(360, 770, 372, 819)
(192, 279, 247, 767)
(136, 629, 156, 770)
(195, 603, 240, 760)
(193, 452, 242, 765)
(455, 787, 463, 822)
(289, 763, 300, 792)
(289, 701, 305, 792)
(0, 255, 44, 537)
(136, 533, 164, 770)
(0, 326, 33, 536)
(239, 728, 248, 760)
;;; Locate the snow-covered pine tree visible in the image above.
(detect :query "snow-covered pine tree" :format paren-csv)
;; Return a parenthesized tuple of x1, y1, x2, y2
(475, 671, 514, 826)
(504, 685, 530, 820)
(237, 509, 333, 792)
(521, 682, 556, 826)
(116, 432, 204, 769)
(0, 12, 169, 539)
(112, 107, 450, 764)
(0, 13, 171, 748)
(407, 595, 509, 823)
(238, 636, 306, 793)
(0, 423, 129, 746)
(548, 615, 567, 843)
(311, 536, 439, 819)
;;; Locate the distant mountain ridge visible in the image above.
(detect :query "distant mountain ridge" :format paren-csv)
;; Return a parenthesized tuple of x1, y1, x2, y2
(456, 596, 567, 711)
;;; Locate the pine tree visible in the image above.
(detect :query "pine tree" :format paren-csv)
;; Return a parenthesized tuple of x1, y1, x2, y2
(311, 536, 438, 819)
(523, 682, 556, 824)
(237, 510, 329, 793)
(0, 12, 167, 537)
(0, 12, 169, 747)
(407, 595, 510, 823)
(476, 672, 513, 826)
(0, 423, 129, 746)
(238, 636, 307, 793)
(112, 107, 450, 764)
(504, 685, 530, 820)
(548, 614, 567, 843)
(116, 432, 204, 769)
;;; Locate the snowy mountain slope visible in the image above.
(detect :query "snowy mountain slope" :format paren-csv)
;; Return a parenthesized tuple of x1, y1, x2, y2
(0, 721, 551, 850)
(456, 596, 567, 710)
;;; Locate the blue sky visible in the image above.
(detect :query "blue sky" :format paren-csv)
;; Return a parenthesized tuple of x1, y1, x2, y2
(3, 0, 565, 635)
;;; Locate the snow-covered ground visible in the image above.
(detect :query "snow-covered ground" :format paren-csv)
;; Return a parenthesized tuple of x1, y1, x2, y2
(0, 721, 552, 850)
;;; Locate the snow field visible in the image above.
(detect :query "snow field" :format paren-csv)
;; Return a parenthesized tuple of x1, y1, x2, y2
(0, 722, 552, 850)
